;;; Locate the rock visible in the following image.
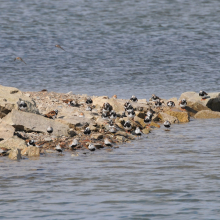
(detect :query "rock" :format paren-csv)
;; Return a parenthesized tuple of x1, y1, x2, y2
(142, 128, 150, 134)
(115, 131, 136, 140)
(0, 136, 27, 150)
(158, 112, 179, 123)
(58, 116, 92, 128)
(0, 122, 15, 141)
(135, 111, 145, 119)
(21, 146, 40, 157)
(194, 110, 220, 119)
(149, 121, 161, 128)
(8, 148, 22, 160)
(179, 91, 220, 113)
(91, 133, 103, 140)
(116, 136, 126, 142)
(89, 124, 98, 132)
(0, 85, 39, 116)
(164, 109, 190, 123)
(134, 116, 147, 128)
(2, 109, 69, 136)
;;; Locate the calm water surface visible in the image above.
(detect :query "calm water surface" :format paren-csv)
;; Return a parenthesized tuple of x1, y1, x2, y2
(0, 0, 220, 219)
(0, 119, 220, 219)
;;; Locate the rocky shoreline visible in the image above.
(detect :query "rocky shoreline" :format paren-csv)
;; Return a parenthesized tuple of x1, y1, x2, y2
(0, 85, 219, 160)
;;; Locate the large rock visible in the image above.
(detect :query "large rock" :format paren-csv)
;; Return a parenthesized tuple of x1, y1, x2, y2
(179, 91, 220, 113)
(164, 109, 190, 123)
(2, 109, 69, 136)
(194, 110, 220, 119)
(8, 148, 22, 160)
(21, 146, 40, 157)
(158, 112, 179, 123)
(0, 85, 39, 117)
(0, 136, 27, 149)
(0, 122, 15, 141)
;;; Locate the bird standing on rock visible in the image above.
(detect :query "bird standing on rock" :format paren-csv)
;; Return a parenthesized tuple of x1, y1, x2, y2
(102, 102, 112, 114)
(86, 97, 93, 105)
(104, 138, 112, 146)
(144, 115, 152, 123)
(151, 94, 161, 102)
(130, 95, 138, 102)
(124, 120, 132, 132)
(128, 109, 135, 120)
(110, 110, 117, 120)
(88, 143, 95, 151)
(27, 140, 35, 146)
(47, 126, 53, 134)
(44, 109, 58, 119)
(125, 103, 134, 113)
(84, 127, 91, 135)
(69, 139, 78, 150)
(167, 101, 175, 108)
(14, 57, 26, 64)
(154, 100, 163, 108)
(17, 99, 27, 111)
(199, 91, 208, 100)
(109, 120, 117, 133)
(135, 127, 142, 136)
(55, 144, 63, 153)
(0, 148, 9, 156)
(179, 99, 187, 110)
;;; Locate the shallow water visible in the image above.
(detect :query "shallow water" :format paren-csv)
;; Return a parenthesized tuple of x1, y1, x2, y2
(1, 0, 220, 219)
(1, 119, 220, 219)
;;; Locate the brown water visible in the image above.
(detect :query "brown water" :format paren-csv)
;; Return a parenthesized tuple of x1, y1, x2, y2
(1, 119, 220, 219)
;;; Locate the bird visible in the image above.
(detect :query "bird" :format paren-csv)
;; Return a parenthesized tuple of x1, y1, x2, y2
(69, 139, 78, 150)
(164, 121, 171, 130)
(17, 99, 27, 111)
(154, 100, 163, 108)
(128, 109, 135, 120)
(104, 138, 112, 146)
(78, 112, 85, 118)
(0, 148, 9, 156)
(47, 126, 53, 134)
(84, 127, 91, 135)
(144, 115, 152, 123)
(27, 140, 35, 146)
(62, 99, 78, 106)
(179, 99, 187, 110)
(102, 102, 112, 114)
(88, 143, 96, 151)
(102, 112, 109, 120)
(55, 44, 65, 51)
(14, 57, 26, 64)
(124, 120, 132, 132)
(86, 106, 92, 111)
(134, 127, 142, 136)
(109, 120, 117, 133)
(151, 94, 160, 102)
(125, 103, 134, 113)
(55, 143, 63, 153)
(130, 95, 138, 102)
(167, 101, 175, 108)
(110, 110, 117, 120)
(124, 101, 130, 110)
(44, 109, 58, 119)
(112, 95, 117, 99)
(146, 109, 154, 117)
(86, 97, 93, 105)
(199, 91, 208, 100)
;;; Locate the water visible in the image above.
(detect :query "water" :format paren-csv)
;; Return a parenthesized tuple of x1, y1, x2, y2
(1, 0, 220, 219)
(1, 0, 220, 99)
(1, 119, 220, 219)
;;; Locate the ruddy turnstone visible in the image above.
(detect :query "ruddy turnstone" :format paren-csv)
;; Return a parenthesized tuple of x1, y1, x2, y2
(102, 102, 112, 114)
(62, 99, 78, 107)
(167, 101, 175, 108)
(164, 120, 171, 129)
(144, 115, 152, 123)
(130, 95, 138, 102)
(154, 100, 163, 108)
(44, 109, 58, 119)
(135, 127, 142, 136)
(112, 95, 117, 99)
(14, 57, 26, 64)
(47, 126, 53, 134)
(110, 110, 117, 120)
(128, 109, 135, 120)
(124, 120, 132, 132)
(79, 112, 85, 118)
(69, 139, 78, 150)
(199, 91, 208, 100)
(27, 140, 35, 147)
(88, 143, 95, 151)
(0, 148, 9, 156)
(179, 99, 187, 110)
(17, 99, 27, 111)
(84, 127, 91, 135)
(126, 103, 134, 113)
(109, 120, 117, 133)
(86, 97, 93, 105)
(55, 143, 63, 153)
(55, 44, 65, 51)
(104, 138, 112, 146)
(146, 109, 154, 117)
(102, 112, 109, 120)
(86, 106, 92, 111)
(151, 94, 160, 102)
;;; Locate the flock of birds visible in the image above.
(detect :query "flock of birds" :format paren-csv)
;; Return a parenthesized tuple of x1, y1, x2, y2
(13, 57, 210, 155)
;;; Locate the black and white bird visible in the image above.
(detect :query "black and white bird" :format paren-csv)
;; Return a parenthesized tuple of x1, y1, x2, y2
(104, 138, 112, 146)
(128, 109, 135, 120)
(47, 126, 53, 134)
(130, 95, 138, 102)
(86, 97, 93, 105)
(167, 101, 175, 108)
(55, 144, 63, 153)
(144, 115, 152, 123)
(84, 127, 91, 135)
(17, 99, 27, 111)
(69, 139, 78, 150)
(88, 143, 96, 151)
(102, 112, 109, 120)
(146, 109, 154, 118)
(135, 127, 142, 136)
(109, 120, 117, 133)
(151, 94, 160, 102)
(199, 91, 208, 100)
(0, 148, 9, 156)
(86, 106, 92, 111)
(110, 110, 117, 120)
(124, 101, 130, 110)
(164, 121, 171, 129)
(126, 103, 134, 113)
(27, 140, 35, 146)
(124, 120, 132, 132)
(179, 99, 187, 109)
(102, 102, 112, 114)
(154, 100, 163, 108)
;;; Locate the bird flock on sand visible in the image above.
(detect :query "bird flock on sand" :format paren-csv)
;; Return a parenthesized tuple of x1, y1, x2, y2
(9, 88, 209, 156)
